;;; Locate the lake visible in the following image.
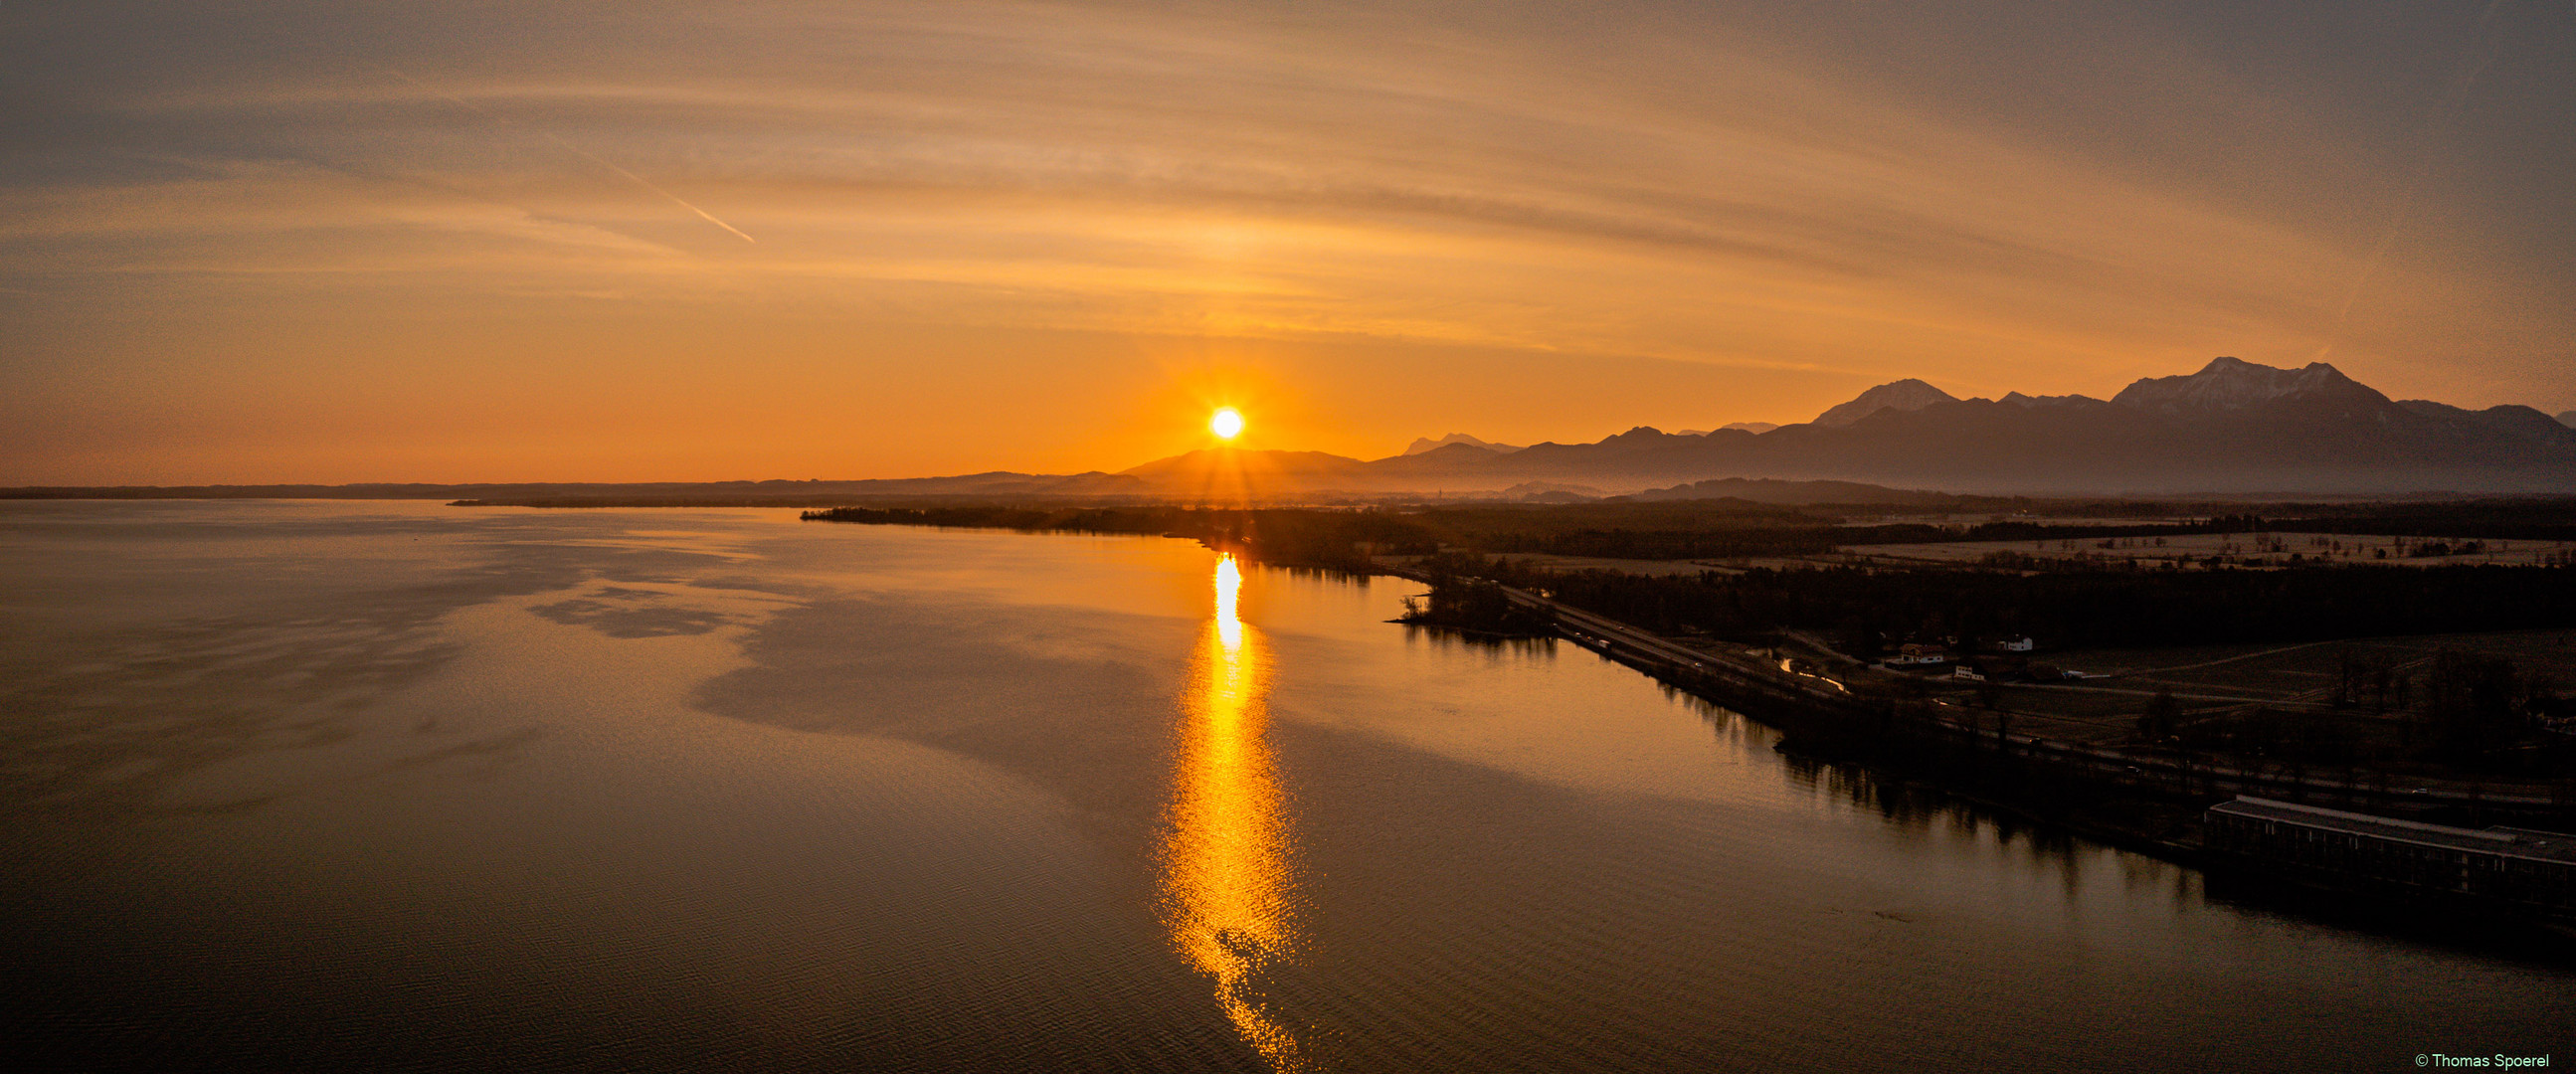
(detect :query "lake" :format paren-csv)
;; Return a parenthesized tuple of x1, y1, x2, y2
(1, 501, 2564, 1071)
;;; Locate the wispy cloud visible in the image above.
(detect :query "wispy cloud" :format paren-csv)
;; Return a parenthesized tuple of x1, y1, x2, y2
(2, 0, 2568, 480)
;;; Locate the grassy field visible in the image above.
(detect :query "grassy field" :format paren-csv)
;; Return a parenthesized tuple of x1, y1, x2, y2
(2047, 628, 2576, 697)
(1937, 628, 2576, 761)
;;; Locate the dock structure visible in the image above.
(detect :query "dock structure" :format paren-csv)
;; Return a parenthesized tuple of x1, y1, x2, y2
(2205, 797, 2576, 917)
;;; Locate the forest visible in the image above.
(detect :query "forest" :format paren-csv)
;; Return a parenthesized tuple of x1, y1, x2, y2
(803, 500, 2576, 650)
(1443, 555, 2576, 654)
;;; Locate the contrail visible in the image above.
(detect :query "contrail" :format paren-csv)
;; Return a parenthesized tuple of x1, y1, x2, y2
(528, 132, 757, 244)
(384, 68, 755, 244)
(2314, 0, 2503, 358)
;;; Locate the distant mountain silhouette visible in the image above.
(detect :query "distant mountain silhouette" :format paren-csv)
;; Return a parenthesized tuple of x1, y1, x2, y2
(2109, 356, 2369, 415)
(1626, 477, 1955, 505)
(1720, 422, 1780, 435)
(1499, 481, 1609, 502)
(1122, 448, 1372, 486)
(1403, 433, 1524, 455)
(2393, 399, 2575, 445)
(36, 359, 2560, 504)
(1812, 379, 1956, 427)
(1115, 357, 2576, 496)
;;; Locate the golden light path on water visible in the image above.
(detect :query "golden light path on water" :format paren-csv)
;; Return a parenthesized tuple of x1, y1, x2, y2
(1160, 554, 1310, 1071)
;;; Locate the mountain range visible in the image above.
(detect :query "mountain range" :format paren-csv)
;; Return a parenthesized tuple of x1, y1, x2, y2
(29, 357, 2560, 502)
(1125, 357, 2576, 497)
(1404, 433, 1524, 455)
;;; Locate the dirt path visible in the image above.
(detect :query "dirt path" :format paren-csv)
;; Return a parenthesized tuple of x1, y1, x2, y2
(2112, 639, 2337, 677)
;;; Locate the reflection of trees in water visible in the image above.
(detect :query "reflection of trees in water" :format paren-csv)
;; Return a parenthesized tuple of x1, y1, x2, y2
(1397, 625, 1559, 660)
(1629, 661, 2183, 908)
(1766, 727, 2568, 960)
(2198, 870, 2576, 964)
(1663, 686, 1776, 755)
(2128, 848, 2202, 916)
(1769, 733, 2109, 897)
(1406, 592, 2209, 929)
(1262, 563, 1380, 588)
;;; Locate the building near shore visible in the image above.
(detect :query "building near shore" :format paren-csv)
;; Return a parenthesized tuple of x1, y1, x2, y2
(2204, 797, 2576, 918)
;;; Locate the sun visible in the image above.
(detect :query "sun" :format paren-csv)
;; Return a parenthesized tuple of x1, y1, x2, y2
(1210, 407, 1245, 441)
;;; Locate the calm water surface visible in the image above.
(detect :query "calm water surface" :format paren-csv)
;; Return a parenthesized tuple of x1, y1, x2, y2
(1, 501, 2566, 1071)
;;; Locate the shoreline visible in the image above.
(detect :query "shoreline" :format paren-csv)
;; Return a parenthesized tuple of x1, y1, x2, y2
(778, 511, 2576, 947)
(1366, 561, 2576, 951)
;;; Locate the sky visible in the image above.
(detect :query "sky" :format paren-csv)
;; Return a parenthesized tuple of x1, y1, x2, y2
(4, 0, 2572, 483)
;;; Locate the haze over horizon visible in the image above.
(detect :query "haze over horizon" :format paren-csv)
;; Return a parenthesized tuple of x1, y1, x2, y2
(6, 1, 2574, 484)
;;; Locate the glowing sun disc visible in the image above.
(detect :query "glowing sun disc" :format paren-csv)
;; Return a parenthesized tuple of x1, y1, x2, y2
(1210, 408, 1245, 440)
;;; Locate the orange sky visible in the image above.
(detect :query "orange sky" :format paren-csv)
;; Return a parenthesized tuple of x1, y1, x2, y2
(4, 1, 2571, 483)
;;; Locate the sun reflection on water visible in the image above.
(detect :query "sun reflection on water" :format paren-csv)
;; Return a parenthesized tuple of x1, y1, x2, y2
(1160, 554, 1310, 1070)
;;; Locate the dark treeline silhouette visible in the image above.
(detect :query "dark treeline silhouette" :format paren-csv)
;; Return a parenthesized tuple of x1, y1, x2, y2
(1445, 556, 2576, 653)
(2234, 500, 2576, 542)
(800, 505, 1433, 570)
(808, 502, 2576, 650)
(795, 500, 2265, 564)
(1356, 501, 2315, 558)
(802, 497, 2576, 565)
(1396, 573, 1557, 636)
(1467, 516, 2486, 560)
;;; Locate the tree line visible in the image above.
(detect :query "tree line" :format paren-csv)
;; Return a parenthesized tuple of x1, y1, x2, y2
(804, 502, 2576, 651)
(1437, 555, 2576, 654)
